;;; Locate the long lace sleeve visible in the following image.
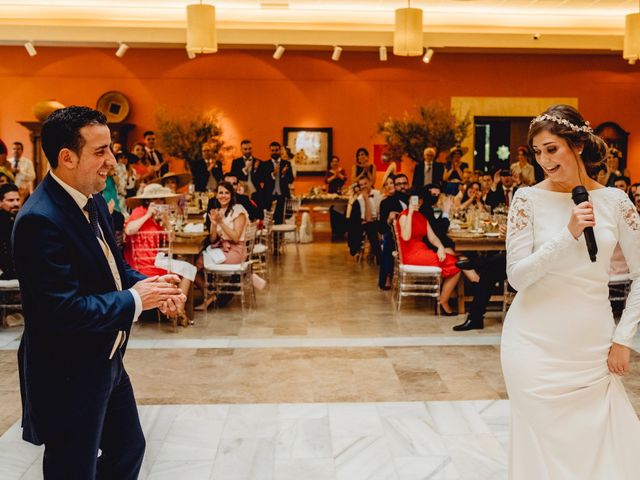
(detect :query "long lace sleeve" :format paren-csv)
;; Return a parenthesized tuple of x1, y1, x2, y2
(612, 191, 640, 347)
(506, 189, 577, 291)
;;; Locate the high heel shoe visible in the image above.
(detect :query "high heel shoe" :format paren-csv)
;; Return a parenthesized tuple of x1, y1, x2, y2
(439, 302, 458, 317)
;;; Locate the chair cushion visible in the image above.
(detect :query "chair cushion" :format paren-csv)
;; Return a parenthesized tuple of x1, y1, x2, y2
(206, 262, 251, 272)
(400, 265, 442, 274)
(272, 225, 296, 232)
(252, 244, 268, 254)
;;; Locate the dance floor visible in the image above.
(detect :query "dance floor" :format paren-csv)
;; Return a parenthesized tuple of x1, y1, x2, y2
(0, 240, 638, 479)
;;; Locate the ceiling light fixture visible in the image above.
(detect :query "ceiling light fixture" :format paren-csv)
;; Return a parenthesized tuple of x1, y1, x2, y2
(115, 42, 129, 58)
(24, 41, 37, 57)
(273, 45, 285, 60)
(624, 2, 640, 64)
(422, 48, 434, 63)
(379, 46, 388, 61)
(332, 46, 342, 61)
(186, 2, 217, 55)
(393, 1, 423, 56)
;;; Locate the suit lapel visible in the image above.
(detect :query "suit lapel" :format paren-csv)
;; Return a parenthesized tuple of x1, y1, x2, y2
(93, 195, 131, 288)
(42, 175, 116, 290)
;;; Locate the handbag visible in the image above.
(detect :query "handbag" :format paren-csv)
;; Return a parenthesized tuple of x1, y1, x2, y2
(203, 245, 228, 269)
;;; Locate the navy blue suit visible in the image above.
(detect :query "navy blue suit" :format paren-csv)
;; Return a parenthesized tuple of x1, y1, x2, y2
(13, 174, 147, 479)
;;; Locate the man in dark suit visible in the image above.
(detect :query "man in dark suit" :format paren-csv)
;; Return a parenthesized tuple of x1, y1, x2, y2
(486, 168, 517, 211)
(13, 107, 185, 479)
(255, 141, 294, 224)
(230, 139, 260, 196)
(0, 183, 20, 280)
(144, 130, 168, 176)
(412, 146, 444, 191)
(378, 173, 409, 289)
(189, 143, 215, 192)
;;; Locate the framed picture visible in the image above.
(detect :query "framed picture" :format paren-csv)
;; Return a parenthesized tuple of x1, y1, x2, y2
(283, 127, 332, 176)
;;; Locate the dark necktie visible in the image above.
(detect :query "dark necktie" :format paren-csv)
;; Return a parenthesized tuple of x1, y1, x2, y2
(84, 197, 101, 239)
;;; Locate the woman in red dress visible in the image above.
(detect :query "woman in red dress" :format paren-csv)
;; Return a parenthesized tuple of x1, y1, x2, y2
(397, 195, 461, 315)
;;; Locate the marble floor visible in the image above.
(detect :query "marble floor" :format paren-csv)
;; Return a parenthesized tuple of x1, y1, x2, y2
(0, 238, 639, 478)
(1, 400, 509, 480)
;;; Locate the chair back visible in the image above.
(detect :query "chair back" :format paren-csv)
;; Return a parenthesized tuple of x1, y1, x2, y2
(128, 230, 173, 272)
(243, 222, 258, 261)
(392, 219, 405, 265)
(285, 197, 302, 217)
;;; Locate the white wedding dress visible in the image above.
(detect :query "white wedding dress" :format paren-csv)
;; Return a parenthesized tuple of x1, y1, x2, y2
(502, 186, 640, 480)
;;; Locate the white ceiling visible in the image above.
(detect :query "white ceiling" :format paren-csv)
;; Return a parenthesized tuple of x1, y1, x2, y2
(0, 0, 637, 52)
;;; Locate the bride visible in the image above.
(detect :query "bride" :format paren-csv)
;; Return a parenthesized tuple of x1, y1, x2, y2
(502, 104, 640, 479)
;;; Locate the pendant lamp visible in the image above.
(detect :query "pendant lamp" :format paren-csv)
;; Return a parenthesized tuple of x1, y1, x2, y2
(393, 2, 423, 56)
(186, 2, 217, 55)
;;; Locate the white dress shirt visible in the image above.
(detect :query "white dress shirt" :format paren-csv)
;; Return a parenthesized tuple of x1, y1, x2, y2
(356, 189, 382, 221)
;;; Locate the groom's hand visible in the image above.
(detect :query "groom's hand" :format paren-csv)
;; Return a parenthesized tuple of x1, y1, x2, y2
(132, 276, 182, 310)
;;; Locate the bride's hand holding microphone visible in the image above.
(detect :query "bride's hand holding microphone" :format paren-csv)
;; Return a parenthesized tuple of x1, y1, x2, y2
(568, 200, 595, 240)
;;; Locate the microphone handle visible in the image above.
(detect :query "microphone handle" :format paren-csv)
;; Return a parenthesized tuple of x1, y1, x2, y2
(583, 226, 598, 263)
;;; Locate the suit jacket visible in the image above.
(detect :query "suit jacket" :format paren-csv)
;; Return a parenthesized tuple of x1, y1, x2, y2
(13, 174, 146, 445)
(188, 159, 209, 192)
(255, 158, 294, 201)
(485, 184, 518, 210)
(146, 149, 167, 176)
(230, 157, 261, 183)
(378, 193, 408, 234)
(412, 161, 445, 191)
(0, 210, 16, 279)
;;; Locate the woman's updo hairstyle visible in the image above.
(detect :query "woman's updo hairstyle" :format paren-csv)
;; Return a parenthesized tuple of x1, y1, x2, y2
(527, 104, 607, 175)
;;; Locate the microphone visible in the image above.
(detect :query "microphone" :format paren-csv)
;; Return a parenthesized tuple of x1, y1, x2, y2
(571, 185, 597, 263)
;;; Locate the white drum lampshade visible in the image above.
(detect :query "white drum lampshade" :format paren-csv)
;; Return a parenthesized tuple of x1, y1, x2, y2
(623, 13, 640, 63)
(186, 3, 217, 54)
(393, 7, 423, 56)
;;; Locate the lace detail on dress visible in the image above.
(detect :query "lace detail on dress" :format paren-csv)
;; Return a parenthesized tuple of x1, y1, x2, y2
(618, 197, 640, 231)
(508, 195, 531, 233)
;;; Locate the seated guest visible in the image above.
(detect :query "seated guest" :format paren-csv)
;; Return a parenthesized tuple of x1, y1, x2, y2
(325, 155, 347, 193)
(613, 175, 631, 195)
(0, 183, 20, 279)
(205, 173, 261, 221)
(597, 146, 624, 186)
(0, 169, 14, 185)
(485, 168, 516, 210)
(635, 190, 640, 213)
(346, 176, 382, 263)
(381, 175, 396, 197)
(351, 147, 376, 183)
(419, 184, 456, 253)
(378, 173, 410, 289)
(397, 197, 461, 315)
(510, 146, 536, 186)
(151, 171, 192, 194)
(196, 182, 250, 310)
(479, 173, 492, 201)
(454, 251, 506, 331)
(412, 147, 443, 190)
(454, 181, 485, 211)
(124, 185, 194, 325)
(130, 142, 155, 184)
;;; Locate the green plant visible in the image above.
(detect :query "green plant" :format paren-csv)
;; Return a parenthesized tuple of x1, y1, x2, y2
(155, 107, 228, 162)
(378, 103, 471, 162)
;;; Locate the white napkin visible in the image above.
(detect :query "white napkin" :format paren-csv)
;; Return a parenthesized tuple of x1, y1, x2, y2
(183, 222, 205, 233)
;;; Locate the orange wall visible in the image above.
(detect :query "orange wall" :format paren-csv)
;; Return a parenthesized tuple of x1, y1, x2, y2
(1, 46, 639, 191)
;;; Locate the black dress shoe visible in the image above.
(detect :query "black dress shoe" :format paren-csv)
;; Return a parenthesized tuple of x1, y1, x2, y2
(453, 317, 484, 331)
(455, 259, 475, 270)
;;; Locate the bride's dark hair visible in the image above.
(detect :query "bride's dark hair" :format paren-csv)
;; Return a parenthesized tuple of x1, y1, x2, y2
(527, 104, 607, 175)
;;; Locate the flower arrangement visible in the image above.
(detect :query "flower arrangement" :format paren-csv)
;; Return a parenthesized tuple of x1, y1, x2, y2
(155, 107, 229, 163)
(377, 102, 470, 162)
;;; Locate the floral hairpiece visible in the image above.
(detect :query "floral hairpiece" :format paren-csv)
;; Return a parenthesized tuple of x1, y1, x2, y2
(530, 114, 593, 134)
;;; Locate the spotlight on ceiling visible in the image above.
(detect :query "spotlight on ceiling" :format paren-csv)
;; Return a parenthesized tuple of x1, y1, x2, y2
(186, 47, 196, 60)
(273, 45, 285, 60)
(422, 48, 434, 63)
(115, 42, 129, 58)
(332, 46, 343, 61)
(24, 41, 37, 57)
(629, 56, 638, 65)
(379, 46, 388, 62)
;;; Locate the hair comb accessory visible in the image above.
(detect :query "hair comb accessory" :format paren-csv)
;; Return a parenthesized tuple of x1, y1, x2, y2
(530, 114, 593, 134)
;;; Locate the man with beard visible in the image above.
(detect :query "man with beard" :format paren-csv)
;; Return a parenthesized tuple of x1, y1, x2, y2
(0, 183, 20, 280)
(230, 139, 260, 195)
(378, 174, 409, 289)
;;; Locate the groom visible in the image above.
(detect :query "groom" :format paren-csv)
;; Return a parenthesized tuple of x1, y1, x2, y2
(13, 106, 185, 479)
